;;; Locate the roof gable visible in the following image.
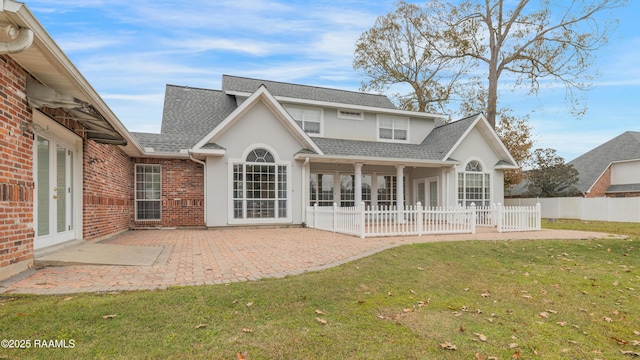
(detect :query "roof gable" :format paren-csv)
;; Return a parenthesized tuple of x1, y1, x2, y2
(193, 85, 322, 154)
(569, 131, 640, 193)
(222, 75, 397, 109)
(422, 114, 517, 167)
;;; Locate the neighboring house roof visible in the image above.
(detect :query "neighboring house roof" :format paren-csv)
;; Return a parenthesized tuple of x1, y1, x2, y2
(222, 75, 397, 109)
(569, 131, 640, 193)
(607, 183, 640, 193)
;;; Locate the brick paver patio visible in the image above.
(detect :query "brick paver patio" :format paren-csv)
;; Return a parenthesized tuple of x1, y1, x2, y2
(0, 227, 617, 294)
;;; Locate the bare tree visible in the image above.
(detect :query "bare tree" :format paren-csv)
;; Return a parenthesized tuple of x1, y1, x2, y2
(353, 2, 469, 112)
(355, 0, 628, 127)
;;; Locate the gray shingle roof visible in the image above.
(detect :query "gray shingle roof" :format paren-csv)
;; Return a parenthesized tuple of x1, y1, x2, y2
(132, 85, 237, 153)
(222, 75, 397, 109)
(607, 183, 640, 193)
(312, 137, 443, 160)
(421, 114, 478, 158)
(569, 131, 640, 193)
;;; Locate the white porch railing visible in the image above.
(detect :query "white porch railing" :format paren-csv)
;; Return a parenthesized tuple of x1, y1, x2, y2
(305, 202, 541, 238)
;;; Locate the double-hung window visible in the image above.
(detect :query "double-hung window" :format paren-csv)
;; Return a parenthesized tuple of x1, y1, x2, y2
(135, 164, 161, 220)
(285, 105, 322, 135)
(378, 115, 409, 142)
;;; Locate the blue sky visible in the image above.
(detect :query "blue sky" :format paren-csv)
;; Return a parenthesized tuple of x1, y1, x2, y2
(25, 0, 639, 162)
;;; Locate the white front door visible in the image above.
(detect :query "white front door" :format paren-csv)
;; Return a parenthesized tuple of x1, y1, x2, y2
(34, 134, 78, 249)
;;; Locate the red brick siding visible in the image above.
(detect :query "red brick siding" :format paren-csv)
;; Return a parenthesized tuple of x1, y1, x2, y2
(83, 139, 133, 240)
(586, 166, 611, 198)
(0, 56, 34, 268)
(133, 158, 205, 227)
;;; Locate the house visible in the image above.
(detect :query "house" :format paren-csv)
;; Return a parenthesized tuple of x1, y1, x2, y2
(130, 77, 518, 228)
(569, 131, 640, 197)
(506, 131, 640, 198)
(0, 1, 517, 280)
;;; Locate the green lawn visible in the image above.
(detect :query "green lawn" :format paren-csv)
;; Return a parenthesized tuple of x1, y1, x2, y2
(1, 224, 639, 359)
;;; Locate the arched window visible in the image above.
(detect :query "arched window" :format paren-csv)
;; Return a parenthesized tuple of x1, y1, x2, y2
(232, 148, 288, 221)
(465, 160, 482, 172)
(458, 160, 490, 206)
(246, 148, 274, 163)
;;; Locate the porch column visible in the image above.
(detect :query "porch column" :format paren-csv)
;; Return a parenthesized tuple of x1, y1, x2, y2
(396, 165, 405, 222)
(354, 163, 362, 207)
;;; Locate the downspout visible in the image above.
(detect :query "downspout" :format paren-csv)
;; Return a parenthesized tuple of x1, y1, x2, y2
(0, 25, 33, 54)
(189, 153, 207, 226)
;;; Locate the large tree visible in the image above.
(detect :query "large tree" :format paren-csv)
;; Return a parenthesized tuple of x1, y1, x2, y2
(353, 2, 469, 112)
(355, 0, 628, 127)
(526, 148, 580, 197)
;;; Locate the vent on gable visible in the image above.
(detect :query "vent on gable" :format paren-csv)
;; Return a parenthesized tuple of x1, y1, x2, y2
(337, 109, 363, 121)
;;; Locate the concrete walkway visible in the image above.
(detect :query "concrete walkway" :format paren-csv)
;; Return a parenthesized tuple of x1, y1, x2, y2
(0, 227, 620, 295)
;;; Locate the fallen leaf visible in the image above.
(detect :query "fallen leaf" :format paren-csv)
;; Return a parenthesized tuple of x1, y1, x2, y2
(409, 289, 416, 294)
(612, 337, 628, 345)
(416, 267, 424, 271)
(603, 316, 613, 323)
(403, 308, 414, 313)
(388, 291, 393, 296)
(315, 309, 326, 315)
(102, 314, 117, 319)
(241, 328, 253, 333)
(195, 323, 207, 329)
(513, 350, 522, 359)
(557, 321, 567, 326)
(377, 315, 385, 319)
(475, 353, 487, 360)
(509, 343, 519, 349)
(547, 309, 558, 314)
(316, 317, 327, 325)
(232, 299, 238, 304)
(63, 297, 73, 301)
(621, 350, 640, 356)
(236, 352, 245, 360)
(481, 292, 491, 298)
(614, 281, 620, 286)
(440, 342, 457, 350)
(522, 295, 532, 299)
(488, 357, 499, 360)
(539, 312, 549, 319)
(632, 340, 640, 346)
(474, 333, 488, 342)
(634, 330, 640, 336)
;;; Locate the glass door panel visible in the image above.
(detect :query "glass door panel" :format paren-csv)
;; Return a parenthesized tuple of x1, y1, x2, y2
(56, 144, 67, 233)
(36, 136, 50, 237)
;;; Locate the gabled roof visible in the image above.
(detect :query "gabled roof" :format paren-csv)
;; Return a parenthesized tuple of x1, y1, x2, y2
(569, 131, 640, 193)
(424, 114, 517, 167)
(193, 85, 323, 155)
(222, 75, 397, 109)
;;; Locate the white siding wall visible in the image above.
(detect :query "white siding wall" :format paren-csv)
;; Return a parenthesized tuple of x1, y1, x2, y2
(205, 100, 304, 227)
(611, 160, 640, 185)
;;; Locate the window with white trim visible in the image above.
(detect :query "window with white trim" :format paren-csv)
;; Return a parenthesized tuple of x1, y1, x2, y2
(337, 109, 363, 120)
(378, 115, 408, 141)
(233, 149, 288, 220)
(285, 105, 322, 134)
(458, 160, 491, 206)
(135, 164, 161, 220)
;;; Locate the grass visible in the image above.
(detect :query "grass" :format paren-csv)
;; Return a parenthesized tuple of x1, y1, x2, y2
(543, 218, 640, 237)
(1, 225, 639, 359)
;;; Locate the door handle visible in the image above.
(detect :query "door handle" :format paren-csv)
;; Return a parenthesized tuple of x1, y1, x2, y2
(53, 195, 58, 200)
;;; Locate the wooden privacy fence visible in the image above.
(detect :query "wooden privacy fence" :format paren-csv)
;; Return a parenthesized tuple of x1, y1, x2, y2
(305, 202, 541, 238)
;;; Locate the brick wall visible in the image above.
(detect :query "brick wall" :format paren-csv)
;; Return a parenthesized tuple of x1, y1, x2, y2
(0, 56, 34, 269)
(83, 139, 133, 240)
(586, 165, 611, 198)
(133, 158, 205, 227)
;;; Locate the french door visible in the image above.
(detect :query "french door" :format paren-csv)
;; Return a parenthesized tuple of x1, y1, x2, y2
(415, 177, 439, 208)
(35, 134, 78, 249)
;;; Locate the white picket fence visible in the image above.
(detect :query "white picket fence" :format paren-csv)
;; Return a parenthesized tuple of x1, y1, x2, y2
(306, 202, 541, 238)
(506, 197, 640, 223)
